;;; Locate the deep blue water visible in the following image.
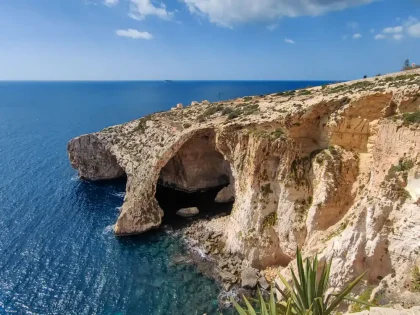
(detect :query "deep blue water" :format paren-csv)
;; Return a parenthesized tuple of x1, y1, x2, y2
(0, 80, 332, 315)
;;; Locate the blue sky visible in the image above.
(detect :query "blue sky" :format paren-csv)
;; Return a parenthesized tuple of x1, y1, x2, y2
(1, 0, 420, 80)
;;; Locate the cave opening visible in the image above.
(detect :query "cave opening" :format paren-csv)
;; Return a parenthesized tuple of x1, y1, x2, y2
(154, 132, 235, 227)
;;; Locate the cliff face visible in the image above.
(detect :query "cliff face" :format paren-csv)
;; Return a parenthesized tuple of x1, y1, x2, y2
(68, 70, 420, 299)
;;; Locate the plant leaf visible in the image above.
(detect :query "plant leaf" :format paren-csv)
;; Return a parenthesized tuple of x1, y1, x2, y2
(325, 271, 367, 315)
(243, 296, 257, 315)
(232, 298, 249, 315)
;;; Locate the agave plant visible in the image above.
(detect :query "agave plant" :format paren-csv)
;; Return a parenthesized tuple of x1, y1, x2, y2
(232, 248, 370, 315)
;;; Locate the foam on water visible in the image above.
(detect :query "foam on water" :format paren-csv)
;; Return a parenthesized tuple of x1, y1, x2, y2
(103, 224, 115, 235)
(111, 192, 126, 198)
(70, 175, 79, 181)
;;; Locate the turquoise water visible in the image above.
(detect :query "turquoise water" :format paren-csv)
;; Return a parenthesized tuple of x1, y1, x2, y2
(0, 80, 332, 314)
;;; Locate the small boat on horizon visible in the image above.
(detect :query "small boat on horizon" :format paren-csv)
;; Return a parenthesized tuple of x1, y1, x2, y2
(164, 80, 173, 83)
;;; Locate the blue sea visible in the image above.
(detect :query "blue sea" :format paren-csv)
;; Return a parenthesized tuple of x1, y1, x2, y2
(0, 80, 332, 315)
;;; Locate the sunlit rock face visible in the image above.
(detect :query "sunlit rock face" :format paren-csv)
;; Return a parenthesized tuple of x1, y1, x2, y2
(68, 70, 420, 303)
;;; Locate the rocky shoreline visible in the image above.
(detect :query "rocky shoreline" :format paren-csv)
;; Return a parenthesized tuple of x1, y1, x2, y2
(179, 216, 272, 307)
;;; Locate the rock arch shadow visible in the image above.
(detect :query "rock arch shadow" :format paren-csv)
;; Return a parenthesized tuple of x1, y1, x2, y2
(155, 130, 235, 226)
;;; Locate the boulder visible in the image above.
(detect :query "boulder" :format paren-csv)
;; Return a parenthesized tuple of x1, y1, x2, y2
(241, 267, 258, 289)
(176, 207, 199, 218)
(258, 276, 270, 290)
(191, 101, 199, 106)
(202, 100, 210, 105)
(215, 185, 235, 203)
(176, 103, 183, 109)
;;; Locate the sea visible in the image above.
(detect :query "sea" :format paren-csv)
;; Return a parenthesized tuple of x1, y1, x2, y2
(0, 80, 333, 315)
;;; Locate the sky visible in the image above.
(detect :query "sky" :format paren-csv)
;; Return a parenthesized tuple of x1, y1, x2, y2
(1, 0, 420, 80)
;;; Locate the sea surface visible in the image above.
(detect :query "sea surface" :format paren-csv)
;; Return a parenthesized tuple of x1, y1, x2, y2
(0, 80, 333, 315)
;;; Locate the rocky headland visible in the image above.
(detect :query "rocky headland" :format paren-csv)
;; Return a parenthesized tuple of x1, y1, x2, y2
(68, 69, 420, 310)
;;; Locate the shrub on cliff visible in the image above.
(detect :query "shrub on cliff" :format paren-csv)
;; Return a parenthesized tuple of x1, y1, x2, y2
(232, 248, 370, 315)
(402, 111, 420, 125)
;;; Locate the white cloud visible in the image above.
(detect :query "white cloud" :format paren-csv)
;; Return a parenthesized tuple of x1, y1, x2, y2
(347, 21, 359, 29)
(353, 33, 362, 39)
(407, 23, 420, 37)
(129, 0, 174, 20)
(267, 23, 279, 31)
(383, 26, 403, 33)
(116, 29, 153, 39)
(393, 34, 404, 40)
(284, 38, 295, 44)
(104, 0, 119, 6)
(183, 0, 376, 27)
(374, 34, 385, 40)
(404, 16, 418, 28)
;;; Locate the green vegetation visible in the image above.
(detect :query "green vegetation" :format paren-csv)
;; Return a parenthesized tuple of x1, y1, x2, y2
(402, 111, 420, 125)
(349, 287, 380, 313)
(227, 109, 242, 120)
(242, 104, 260, 116)
(183, 123, 191, 129)
(252, 128, 285, 140)
(276, 90, 296, 97)
(243, 96, 252, 102)
(232, 248, 370, 315)
(202, 104, 224, 116)
(402, 59, 420, 71)
(298, 89, 312, 96)
(411, 266, 420, 293)
(222, 107, 234, 115)
(262, 212, 278, 231)
(389, 158, 414, 173)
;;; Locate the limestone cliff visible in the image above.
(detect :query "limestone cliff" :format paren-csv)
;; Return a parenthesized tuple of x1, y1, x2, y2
(68, 70, 420, 302)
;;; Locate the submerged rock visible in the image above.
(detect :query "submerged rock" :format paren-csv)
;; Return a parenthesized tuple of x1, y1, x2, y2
(176, 207, 199, 218)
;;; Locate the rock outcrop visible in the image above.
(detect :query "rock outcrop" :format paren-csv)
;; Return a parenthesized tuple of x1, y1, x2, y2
(68, 69, 420, 304)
